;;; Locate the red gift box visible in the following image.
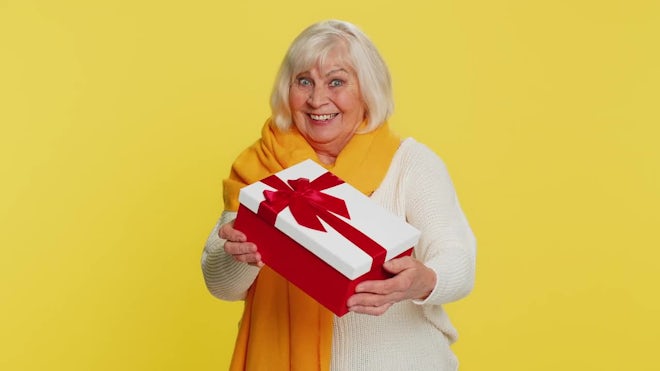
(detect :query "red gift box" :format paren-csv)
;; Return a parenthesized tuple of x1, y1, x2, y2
(234, 160, 420, 316)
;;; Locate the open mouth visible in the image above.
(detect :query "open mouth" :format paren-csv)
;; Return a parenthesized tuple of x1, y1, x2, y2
(309, 113, 339, 121)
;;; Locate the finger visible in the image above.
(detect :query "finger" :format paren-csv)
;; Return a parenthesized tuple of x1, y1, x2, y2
(223, 241, 257, 255)
(232, 251, 262, 265)
(355, 279, 395, 295)
(348, 302, 393, 316)
(382, 256, 415, 275)
(346, 292, 401, 308)
(250, 260, 265, 268)
(355, 273, 412, 295)
(354, 279, 393, 295)
(218, 221, 246, 242)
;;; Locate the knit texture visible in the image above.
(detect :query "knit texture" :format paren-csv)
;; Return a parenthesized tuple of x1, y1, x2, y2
(201, 138, 476, 371)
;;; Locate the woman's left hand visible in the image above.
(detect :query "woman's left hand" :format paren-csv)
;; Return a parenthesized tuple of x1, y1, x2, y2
(346, 256, 436, 316)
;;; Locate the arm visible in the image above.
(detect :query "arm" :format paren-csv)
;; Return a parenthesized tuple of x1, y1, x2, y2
(201, 211, 261, 301)
(347, 141, 476, 314)
(404, 144, 476, 305)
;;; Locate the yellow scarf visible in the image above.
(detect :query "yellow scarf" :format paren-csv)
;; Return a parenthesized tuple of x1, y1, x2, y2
(225, 119, 400, 371)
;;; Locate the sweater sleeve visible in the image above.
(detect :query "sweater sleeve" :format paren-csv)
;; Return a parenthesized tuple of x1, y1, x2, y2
(402, 141, 477, 305)
(201, 210, 260, 301)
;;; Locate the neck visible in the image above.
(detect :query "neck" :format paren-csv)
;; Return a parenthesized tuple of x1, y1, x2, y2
(316, 152, 336, 165)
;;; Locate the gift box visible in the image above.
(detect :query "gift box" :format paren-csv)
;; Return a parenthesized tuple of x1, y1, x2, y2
(233, 159, 421, 316)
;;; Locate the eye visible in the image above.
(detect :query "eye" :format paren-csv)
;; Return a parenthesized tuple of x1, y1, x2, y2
(296, 77, 312, 87)
(329, 79, 344, 87)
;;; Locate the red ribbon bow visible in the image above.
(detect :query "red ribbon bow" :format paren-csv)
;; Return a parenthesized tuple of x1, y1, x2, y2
(256, 171, 387, 271)
(258, 172, 350, 231)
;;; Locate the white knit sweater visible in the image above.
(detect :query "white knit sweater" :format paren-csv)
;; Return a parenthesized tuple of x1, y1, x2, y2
(202, 138, 476, 371)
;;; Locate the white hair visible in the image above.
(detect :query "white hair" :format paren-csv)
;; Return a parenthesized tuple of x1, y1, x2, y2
(270, 20, 394, 132)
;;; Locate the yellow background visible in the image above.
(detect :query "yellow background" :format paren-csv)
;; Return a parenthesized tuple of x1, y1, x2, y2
(1, 0, 658, 370)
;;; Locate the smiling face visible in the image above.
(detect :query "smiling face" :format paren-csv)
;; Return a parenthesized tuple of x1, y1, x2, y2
(288, 46, 366, 165)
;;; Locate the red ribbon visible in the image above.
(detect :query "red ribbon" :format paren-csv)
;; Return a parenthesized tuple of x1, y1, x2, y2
(257, 172, 387, 270)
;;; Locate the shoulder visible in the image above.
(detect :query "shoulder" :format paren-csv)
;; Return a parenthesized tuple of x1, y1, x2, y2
(389, 138, 457, 200)
(393, 138, 449, 175)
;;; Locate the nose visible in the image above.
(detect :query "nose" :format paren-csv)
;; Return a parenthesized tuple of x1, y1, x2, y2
(307, 86, 328, 108)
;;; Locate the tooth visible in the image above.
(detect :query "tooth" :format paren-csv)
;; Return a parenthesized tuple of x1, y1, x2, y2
(311, 113, 335, 120)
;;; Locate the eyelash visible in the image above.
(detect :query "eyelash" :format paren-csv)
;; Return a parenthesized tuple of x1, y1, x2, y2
(295, 78, 345, 88)
(297, 77, 312, 86)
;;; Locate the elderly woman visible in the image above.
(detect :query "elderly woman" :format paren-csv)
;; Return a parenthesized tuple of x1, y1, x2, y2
(202, 20, 476, 371)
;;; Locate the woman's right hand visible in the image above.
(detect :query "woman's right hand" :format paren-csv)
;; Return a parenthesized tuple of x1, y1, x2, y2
(219, 220, 264, 267)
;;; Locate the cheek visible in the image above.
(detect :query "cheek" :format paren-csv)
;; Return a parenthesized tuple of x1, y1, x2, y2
(289, 91, 307, 111)
(337, 93, 365, 116)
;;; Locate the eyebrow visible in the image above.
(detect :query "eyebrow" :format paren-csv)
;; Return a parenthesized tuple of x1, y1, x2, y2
(294, 68, 350, 79)
(326, 68, 349, 77)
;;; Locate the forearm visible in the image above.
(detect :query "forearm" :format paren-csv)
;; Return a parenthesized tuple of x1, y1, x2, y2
(201, 211, 260, 301)
(415, 233, 476, 305)
(404, 146, 477, 306)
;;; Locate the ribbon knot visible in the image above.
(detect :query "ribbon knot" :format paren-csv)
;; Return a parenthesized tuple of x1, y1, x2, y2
(255, 169, 388, 272)
(258, 173, 350, 232)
